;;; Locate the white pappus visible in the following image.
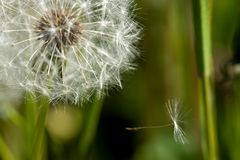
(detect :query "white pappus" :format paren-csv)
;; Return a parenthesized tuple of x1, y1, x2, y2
(166, 99, 188, 144)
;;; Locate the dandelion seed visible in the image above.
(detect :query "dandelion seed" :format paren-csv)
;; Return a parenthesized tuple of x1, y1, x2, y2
(0, 0, 141, 103)
(166, 99, 188, 144)
(126, 99, 188, 144)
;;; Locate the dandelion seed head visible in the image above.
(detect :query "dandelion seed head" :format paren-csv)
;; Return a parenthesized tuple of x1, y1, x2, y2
(0, 0, 141, 103)
(35, 9, 82, 47)
(166, 99, 188, 144)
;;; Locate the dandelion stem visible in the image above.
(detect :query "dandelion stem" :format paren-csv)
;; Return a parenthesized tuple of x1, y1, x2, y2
(192, 0, 218, 159)
(24, 92, 37, 159)
(30, 95, 49, 160)
(78, 97, 104, 159)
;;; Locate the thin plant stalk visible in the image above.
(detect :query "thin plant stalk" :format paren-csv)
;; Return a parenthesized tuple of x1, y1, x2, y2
(192, 0, 218, 160)
(30, 95, 49, 160)
(78, 97, 104, 159)
(24, 93, 37, 158)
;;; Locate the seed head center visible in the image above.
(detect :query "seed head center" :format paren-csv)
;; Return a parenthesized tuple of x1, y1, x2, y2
(35, 9, 81, 49)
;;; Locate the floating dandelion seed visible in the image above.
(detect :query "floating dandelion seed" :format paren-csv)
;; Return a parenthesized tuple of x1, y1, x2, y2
(126, 99, 188, 144)
(166, 99, 188, 144)
(0, 0, 141, 103)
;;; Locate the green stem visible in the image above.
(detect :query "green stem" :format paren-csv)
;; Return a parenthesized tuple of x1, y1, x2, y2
(192, 0, 218, 160)
(24, 93, 37, 158)
(30, 95, 49, 160)
(78, 97, 104, 159)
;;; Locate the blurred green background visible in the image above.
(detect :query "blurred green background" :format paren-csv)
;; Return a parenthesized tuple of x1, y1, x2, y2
(1, 0, 240, 159)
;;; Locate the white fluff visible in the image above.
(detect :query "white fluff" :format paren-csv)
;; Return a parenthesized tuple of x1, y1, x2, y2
(166, 99, 188, 144)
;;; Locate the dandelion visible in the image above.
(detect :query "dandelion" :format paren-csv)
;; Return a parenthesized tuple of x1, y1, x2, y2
(0, 0, 140, 103)
(126, 99, 188, 144)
